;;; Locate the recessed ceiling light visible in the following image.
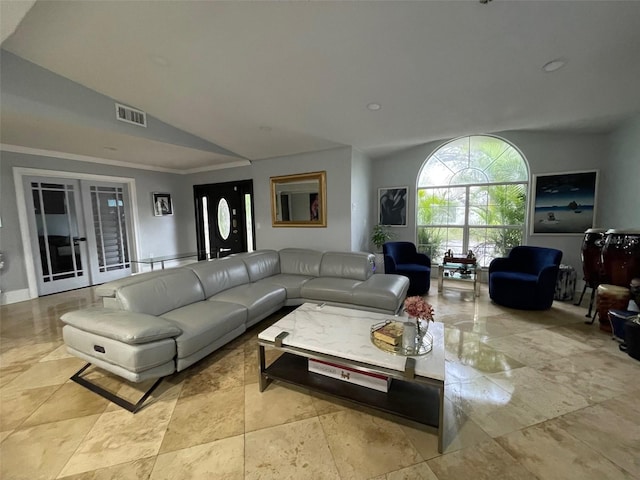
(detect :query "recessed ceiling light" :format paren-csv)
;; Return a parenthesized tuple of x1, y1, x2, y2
(367, 103, 382, 111)
(542, 58, 567, 73)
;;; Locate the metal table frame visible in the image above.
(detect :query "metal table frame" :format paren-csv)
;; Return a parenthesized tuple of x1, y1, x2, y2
(438, 261, 480, 297)
(258, 331, 445, 453)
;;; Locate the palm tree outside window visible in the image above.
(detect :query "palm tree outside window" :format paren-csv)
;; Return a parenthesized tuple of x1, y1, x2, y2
(417, 135, 529, 267)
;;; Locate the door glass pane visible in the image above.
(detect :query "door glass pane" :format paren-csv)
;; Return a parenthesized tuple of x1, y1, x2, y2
(217, 198, 231, 240)
(32, 188, 50, 277)
(91, 186, 130, 273)
(244, 194, 254, 252)
(202, 197, 211, 259)
(32, 182, 83, 280)
(66, 190, 81, 273)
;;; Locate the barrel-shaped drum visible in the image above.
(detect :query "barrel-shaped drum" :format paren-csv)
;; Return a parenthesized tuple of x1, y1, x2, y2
(596, 284, 630, 332)
(601, 229, 640, 288)
(581, 228, 606, 287)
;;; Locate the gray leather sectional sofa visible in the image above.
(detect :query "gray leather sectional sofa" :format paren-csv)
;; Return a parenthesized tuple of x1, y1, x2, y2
(61, 249, 409, 389)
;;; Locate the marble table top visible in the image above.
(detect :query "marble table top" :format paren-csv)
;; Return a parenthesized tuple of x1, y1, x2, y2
(258, 303, 445, 381)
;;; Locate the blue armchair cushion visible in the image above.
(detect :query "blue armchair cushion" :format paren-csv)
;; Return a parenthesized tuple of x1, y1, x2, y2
(383, 242, 431, 296)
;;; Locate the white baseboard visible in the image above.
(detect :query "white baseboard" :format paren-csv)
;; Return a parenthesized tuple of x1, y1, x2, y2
(1, 288, 32, 305)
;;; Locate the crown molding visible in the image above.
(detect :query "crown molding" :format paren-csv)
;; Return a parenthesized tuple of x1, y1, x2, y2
(0, 144, 251, 174)
(1, 144, 180, 173)
(183, 159, 252, 174)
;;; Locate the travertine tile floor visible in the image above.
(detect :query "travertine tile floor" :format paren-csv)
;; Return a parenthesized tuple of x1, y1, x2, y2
(1, 285, 639, 479)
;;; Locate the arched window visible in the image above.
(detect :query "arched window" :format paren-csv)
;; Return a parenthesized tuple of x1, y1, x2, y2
(417, 135, 529, 267)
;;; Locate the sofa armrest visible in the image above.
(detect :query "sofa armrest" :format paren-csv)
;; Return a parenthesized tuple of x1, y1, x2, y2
(61, 307, 182, 345)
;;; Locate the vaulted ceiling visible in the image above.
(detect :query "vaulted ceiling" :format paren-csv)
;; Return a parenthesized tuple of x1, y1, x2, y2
(2, 1, 640, 171)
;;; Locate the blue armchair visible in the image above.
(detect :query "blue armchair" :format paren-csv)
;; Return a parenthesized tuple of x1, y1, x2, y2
(489, 246, 563, 310)
(383, 242, 431, 296)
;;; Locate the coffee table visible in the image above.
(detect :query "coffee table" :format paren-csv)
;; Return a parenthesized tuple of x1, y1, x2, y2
(257, 303, 445, 452)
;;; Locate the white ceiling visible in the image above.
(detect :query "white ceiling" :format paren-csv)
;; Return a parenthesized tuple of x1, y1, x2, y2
(2, 1, 640, 171)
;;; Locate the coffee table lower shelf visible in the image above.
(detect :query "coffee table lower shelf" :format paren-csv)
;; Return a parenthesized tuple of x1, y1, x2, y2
(262, 352, 442, 442)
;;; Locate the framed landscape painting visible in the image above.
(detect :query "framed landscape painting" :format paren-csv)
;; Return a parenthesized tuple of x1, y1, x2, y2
(378, 186, 408, 226)
(530, 170, 598, 235)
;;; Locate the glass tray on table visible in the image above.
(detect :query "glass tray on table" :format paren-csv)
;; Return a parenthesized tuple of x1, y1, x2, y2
(370, 320, 433, 356)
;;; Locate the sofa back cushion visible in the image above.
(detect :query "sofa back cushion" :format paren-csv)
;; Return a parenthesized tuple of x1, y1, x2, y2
(279, 248, 323, 276)
(188, 257, 250, 298)
(96, 268, 185, 299)
(241, 250, 281, 282)
(116, 269, 205, 316)
(320, 251, 375, 281)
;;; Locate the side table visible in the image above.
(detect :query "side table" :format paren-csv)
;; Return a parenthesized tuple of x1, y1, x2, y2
(438, 258, 480, 297)
(554, 264, 576, 301)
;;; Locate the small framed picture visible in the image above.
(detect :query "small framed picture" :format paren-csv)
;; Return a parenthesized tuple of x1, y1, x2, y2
(152, 192, 173, 216)
(378, 186, 408, 226)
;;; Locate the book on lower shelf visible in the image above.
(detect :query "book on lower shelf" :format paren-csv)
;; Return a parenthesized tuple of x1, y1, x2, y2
(308, 358, 390, 392)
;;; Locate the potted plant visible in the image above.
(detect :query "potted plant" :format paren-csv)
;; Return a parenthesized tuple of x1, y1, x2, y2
(371, 224, 394, 252)
(371, 224, 394, 274)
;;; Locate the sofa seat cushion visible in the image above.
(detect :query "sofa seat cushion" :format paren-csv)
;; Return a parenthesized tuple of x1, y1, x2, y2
(210, 284, 286, 320)
(352, 275, 409, 312)
(256, 274, 313, 299)
(63, 325, 176, 373)
(161, 300, 247, 360)
(61, 307, 182, 344)
(301, 278, 362, 304)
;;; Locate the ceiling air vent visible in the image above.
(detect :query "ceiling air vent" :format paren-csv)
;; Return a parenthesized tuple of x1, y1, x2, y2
(115, 103, 147, 127)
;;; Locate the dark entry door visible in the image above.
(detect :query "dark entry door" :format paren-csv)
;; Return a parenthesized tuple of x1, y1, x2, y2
(194, 180, 254, 260)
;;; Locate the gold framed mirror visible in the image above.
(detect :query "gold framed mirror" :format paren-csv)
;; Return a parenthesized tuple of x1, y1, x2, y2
(271, 171, 327, 227)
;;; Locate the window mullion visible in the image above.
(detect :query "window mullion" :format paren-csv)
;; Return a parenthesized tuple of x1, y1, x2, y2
(463, 185, 470, 254)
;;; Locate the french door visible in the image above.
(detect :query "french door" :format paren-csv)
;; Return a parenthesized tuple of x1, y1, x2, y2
(24, 176, 132, 295)
(194, 180, 254, 260)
